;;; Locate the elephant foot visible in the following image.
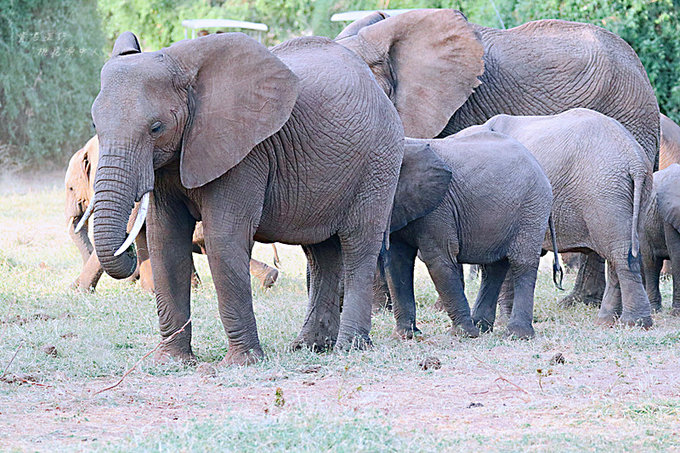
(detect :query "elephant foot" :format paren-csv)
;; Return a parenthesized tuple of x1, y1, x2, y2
(619, 314, 653, 329)
(391, 324, 422, 340)
(594, 314, 616, 327)
(433, 297, 446, 312)
(650, 301, 663, 314)
(152, 343, 196, 365)
(473, 318, 494, 334)
(449, 322, 480, 338)
(334, 331, 372, 351)
(670, 308, 680, 317)
(257, 268, 279, 289)
(289, 331, 335, 353)
(220, 347, 263, 366)
(559, 292, 602, 308)
(505, 322, 535, 340)
(250, 261, 279, 289)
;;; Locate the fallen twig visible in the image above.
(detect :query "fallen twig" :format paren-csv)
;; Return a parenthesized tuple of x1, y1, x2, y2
(92, 318, 191, 397)
(0, 341, 24, 379)
(472, 355, 531, 401)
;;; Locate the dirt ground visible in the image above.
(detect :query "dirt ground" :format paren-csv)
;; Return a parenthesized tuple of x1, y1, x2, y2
(1, 172, 679, 451)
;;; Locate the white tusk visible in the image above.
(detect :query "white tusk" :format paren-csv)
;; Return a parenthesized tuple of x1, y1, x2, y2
(74, 196, 95, 233)
(114, 192, 149, 257)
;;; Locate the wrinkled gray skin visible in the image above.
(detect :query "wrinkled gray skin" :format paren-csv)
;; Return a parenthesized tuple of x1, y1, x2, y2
(337, 9, 660, 309)
(486, 109, 653, 327)
(641, 164, 680, 316)
(383, 129, 556, 340)
(90, 31, 454, 365)
(65, 138, 277, 292)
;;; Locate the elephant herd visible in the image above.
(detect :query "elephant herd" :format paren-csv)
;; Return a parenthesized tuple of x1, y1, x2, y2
(63, 9, 680, 365)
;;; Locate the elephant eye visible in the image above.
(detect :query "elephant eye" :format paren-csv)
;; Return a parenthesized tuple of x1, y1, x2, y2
(91, 122, 96, 130)
(150, 121, 163, 134)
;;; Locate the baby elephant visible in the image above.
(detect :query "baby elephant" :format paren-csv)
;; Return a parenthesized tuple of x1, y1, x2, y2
(641, 163, 680, 315)
(385, 128, 560, 339)
(486, 109, 653, 327)
(65, 135, 280, 292)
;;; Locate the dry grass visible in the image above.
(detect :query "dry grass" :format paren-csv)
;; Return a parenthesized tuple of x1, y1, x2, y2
(1, 173, 679, 452)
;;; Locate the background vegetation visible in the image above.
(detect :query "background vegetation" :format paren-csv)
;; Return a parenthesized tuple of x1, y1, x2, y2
(1, 0, 679, 168)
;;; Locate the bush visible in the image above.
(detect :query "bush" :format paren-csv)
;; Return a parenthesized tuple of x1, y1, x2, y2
(0, 0, 106, 169)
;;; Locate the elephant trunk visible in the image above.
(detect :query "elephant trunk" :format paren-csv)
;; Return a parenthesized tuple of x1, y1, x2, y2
(68, 216, 94, 264)
(92, 146, 153, 280)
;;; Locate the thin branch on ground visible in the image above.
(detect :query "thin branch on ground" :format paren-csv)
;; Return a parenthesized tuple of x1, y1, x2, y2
(0, 341, 24, 379)
(472, 355, 531, 400)
(92, 318, 192, 397)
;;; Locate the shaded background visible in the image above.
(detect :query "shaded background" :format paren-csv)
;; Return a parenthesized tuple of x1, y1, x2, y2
(1, 0, 678, 169)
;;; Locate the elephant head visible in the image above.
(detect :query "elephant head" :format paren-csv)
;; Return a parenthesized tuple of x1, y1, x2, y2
(390, 139, 452, 232)
(65, 135, 99, 263)
(336, 9, 484, 138)
(91, 31, 299, 279)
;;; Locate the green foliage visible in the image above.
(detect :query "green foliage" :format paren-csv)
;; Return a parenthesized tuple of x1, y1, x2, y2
(0, 0, 106, 168)
(3, 0, 680, 167)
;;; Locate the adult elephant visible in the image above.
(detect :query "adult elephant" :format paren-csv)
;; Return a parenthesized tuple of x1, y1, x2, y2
(90, 24, 472, 364)
(65, 136, 279, 292)
(336, 9, 660, 307)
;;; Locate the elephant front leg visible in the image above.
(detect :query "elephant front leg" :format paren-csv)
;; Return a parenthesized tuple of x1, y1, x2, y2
(205, 229, 263, 366)
(664, 225, 680, 316)
(383, 239, 419, 339)
(147, 199, 196, 363)
(642, 253, 663, 313)
(560, 252, 606, 307)
(73, 252, 104, 292)
(292, 236, 343, 351)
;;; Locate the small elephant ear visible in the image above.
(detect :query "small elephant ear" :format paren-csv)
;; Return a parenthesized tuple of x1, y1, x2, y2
(165, 33, 299, 189)
(390, 139, 452, 232)
(337, 9, 484, 138)
(656, 164, 680, 232)
(335, 11, 387, 40)
(84, 135, 100, 199)
(112, 31, 141, 56)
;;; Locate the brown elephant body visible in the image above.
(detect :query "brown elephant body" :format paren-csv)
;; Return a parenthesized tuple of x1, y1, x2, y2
(65, 136, 279, 292)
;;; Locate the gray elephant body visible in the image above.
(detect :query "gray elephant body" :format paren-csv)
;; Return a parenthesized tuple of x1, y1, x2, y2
(385, 128, 554, 339)
(485, 109, 653, 326)
(90, 32, 442, 364)
(641, 164, 680, 316)
(338, 11, 660, 309)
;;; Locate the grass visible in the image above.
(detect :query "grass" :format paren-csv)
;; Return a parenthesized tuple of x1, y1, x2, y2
(1, 176, 680, 451)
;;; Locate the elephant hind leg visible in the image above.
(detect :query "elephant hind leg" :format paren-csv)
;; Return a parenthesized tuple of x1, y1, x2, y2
(383, 239, 419, 339)
(505, 261, 539, 339)
(335, 230, 385, 350)
(291, 236, 342, 352)
(471, 259, 510, 334)
(560, 252, 606, 307)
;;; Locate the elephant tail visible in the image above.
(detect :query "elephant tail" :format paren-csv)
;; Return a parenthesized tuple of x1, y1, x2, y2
(628, 171, 644, 273)
(549, 214, 563, 290)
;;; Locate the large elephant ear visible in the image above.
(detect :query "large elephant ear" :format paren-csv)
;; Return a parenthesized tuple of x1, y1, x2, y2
(335, 11, 387, 40)
(656, 164, 680, 232)
(391, 139, 452, 232)
(165, 33, 300, 189)
(337, 9, 484, 138)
